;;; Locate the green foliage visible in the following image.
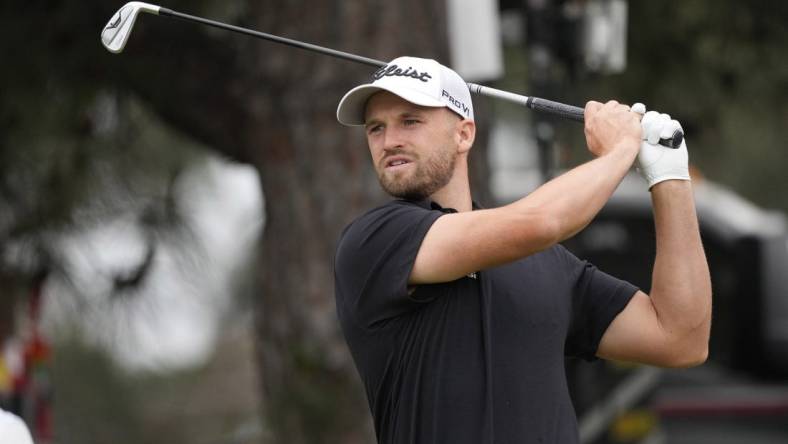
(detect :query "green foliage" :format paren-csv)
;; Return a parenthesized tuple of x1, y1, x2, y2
(0, 0, 215, 279)
(0, 85, 208, 283)
(581, 0, 788, 211)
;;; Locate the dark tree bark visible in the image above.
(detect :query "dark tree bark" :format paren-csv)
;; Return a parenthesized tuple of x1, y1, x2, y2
(3, 1, 491, 442)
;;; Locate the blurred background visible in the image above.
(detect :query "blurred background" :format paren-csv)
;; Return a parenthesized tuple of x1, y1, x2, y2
(1, 0, 787, 443)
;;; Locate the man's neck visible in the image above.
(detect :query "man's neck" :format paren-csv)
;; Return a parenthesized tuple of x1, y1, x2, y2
(429, 169, 472, 212)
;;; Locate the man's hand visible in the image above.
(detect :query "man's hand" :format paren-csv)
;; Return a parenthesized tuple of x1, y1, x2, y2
(635, 109, 691, 190)
(584, 100, 642, 158)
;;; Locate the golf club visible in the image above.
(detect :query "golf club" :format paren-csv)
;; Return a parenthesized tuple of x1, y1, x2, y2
(101, 1, 683, 148)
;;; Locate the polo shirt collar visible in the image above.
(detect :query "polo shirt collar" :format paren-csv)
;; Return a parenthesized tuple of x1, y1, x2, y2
(405, 198, 481, 213)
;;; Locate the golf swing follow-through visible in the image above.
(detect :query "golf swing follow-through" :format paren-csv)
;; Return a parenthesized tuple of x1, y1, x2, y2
(101, 1, 683, 149)
(102, 3, 711, 443)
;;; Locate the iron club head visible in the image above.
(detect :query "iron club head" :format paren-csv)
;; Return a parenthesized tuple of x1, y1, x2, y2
(101, 2, 161, 53)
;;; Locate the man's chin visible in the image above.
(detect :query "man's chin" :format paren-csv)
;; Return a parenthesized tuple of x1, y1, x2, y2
(391, 190, 430, 201)
(380, 180, 429, 201)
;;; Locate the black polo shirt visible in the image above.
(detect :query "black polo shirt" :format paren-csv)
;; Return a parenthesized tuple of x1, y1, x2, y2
(334, 199, 638, 444)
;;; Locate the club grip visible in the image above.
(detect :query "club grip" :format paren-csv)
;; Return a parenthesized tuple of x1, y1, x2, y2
(662, 130, 684, 149)
(527, 97, 684, 149)
(526, 97, 585, 123)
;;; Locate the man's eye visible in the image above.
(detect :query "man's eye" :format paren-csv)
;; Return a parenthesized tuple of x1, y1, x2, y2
(404, 119, 419, 126)
(367, 125, 383, 134)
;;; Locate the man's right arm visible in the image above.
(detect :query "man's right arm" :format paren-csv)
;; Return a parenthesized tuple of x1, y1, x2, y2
(409, 100, 642, 285)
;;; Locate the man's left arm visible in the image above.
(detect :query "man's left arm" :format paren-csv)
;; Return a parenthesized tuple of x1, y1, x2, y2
(596, 112, 712, 368)
(597, 181, 711, 367)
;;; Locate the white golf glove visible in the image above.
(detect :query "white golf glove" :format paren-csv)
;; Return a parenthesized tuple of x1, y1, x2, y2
(632, 103, 690, 190)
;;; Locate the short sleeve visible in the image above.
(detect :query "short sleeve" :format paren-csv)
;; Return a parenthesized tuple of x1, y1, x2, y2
(560, 246, 639, 361)
(334, 201, 443, 328)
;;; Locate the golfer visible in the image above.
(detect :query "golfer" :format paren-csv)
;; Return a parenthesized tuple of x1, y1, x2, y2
(334, 56, 711, 443)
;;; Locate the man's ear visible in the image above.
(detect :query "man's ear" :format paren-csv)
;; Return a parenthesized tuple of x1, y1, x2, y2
(455, 119, 476, 154)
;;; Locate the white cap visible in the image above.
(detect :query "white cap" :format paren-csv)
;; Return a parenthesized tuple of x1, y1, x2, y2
(0, 409, 34, 444)
(336, 56, 474, 126)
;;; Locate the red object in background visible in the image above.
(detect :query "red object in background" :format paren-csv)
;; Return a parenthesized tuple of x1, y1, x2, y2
(18, 274, 54, 443)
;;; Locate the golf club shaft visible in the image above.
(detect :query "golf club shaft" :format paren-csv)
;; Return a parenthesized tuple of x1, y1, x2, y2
(159, 7, 586, 123)
(157, 6, 681, 148)
(159, 8, 385, 69)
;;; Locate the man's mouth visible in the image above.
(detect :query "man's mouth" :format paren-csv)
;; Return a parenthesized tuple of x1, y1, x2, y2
(384, 157, 412, 170)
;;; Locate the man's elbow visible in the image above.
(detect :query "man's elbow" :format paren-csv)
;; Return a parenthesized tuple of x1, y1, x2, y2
(667, 345, 709, 368)
(662, 336, 710, 368)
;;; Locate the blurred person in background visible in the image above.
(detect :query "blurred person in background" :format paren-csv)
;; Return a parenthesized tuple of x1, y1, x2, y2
(1, 273, 50, 444)
(1, 302, 35, 444)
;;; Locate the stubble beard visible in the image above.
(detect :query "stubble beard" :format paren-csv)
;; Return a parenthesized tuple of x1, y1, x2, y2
(378, 145, 457, 201)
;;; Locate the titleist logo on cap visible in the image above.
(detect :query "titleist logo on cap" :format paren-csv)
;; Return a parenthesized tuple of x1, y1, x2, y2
(372, 64, 432, 82)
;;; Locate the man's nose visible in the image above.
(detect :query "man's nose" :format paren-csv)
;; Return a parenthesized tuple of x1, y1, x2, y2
(381, 127, 404, 152)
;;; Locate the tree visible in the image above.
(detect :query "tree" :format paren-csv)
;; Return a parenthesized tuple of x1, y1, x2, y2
(574, 0, 788, 213)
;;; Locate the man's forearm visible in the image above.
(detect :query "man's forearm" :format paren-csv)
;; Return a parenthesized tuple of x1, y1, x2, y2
(510, 143, 639, 242)
(649, 180, 712, 359)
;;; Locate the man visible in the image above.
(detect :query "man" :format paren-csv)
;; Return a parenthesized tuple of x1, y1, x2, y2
(333, 56, 711, 443)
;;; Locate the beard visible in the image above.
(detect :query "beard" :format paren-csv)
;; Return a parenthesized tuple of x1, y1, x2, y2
(377, 145, 457, 201)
